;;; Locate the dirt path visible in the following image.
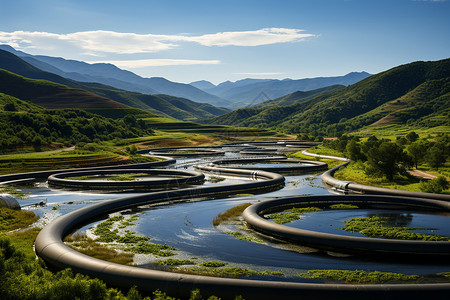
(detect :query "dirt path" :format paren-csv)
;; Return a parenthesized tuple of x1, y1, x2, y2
(407, 169, 437, 180)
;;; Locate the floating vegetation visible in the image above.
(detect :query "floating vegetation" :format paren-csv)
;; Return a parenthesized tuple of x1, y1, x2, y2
(116, 230, 150, 244)
(106, 173, 147, 181)
(342, 216, 450, 241)
(127, 242, 176, 257)
(65, 234, 134, 265)
(0, 186, 30, 199)
(267, 207, 323, 224)
(298, 269, 420, 284)
(212, 202, 252, 226)
(91, 214, 176, 257)
(227, 231, 264, 243)
(329, 204, 359, 209)
(154, 258, 197, 266)
(93, 215, 124, 242)
(207, 175, 226, 183)
(200, 261, 227, 268)
(177, 266, 285, 279)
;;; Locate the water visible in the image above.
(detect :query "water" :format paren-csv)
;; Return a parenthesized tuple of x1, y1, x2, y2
(5, 148, 450, 282)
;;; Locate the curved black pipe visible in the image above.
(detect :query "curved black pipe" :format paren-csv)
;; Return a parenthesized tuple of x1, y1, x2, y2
(243, 194, 450, 257)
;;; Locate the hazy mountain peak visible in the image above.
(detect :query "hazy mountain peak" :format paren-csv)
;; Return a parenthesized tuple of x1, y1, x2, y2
(190, 80, 216, 90)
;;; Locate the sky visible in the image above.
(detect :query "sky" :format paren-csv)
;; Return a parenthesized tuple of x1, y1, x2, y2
(1, 0, 449, 84)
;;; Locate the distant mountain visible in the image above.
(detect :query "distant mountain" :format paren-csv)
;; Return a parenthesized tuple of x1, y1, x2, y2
(0, 49, 229, 120)
(190, 80, 216, 90)
(198, 73, 370, 109)
(205, 58, 450, 135)
(0, 45, 231, 107)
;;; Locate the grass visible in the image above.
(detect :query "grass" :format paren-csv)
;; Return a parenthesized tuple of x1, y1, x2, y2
(334, 161, 425, 192)
(0, 186, 30, 198)
(154, 258, 197, 266)
(0, 207, 40, 259)
(212, 203, 253, 226)
(226, 231, 264, 243)
(267, 207, 323, 225)
(176, 266, 285, 279)
(342, 215, 450, 241)
(65, 234, 134, 265)
(298, 269, 421, 284)
(0, 207, 39, 231)
(288, 150, 341, 169)
(305, 144, 449, 193)
(126, 242, 176, 257)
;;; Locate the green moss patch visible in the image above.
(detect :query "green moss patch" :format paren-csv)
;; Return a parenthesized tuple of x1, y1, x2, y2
(298, 269, 420, 284)
(342, 216, 450, 241)
(267, 207, 323, 224)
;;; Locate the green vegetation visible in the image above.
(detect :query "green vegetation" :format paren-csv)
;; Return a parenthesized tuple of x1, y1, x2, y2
(177, 266, 284, 279)
(316, 134, 449, 193)
(154, 259, 197, 266)
(419, 176, 449, 193)
(67, 173, 148, 182)
(0, 186, 30, 198)
(65, 234, 134, 265)
(0, 92, 153, 153)
(298, 269, 420, 284)
(2, 234, 228, 299)
(212, 203, 252, 226)
(0, 207, 38, 231)
(342, 215, 450, 241)
(207, 58, 450, 137)
(91, 214, 176, 257)
(267, 207, 323, 224)
(200, 261, 227, 268)
(329, 204, 359, 209)
(226, 231, 264, 243)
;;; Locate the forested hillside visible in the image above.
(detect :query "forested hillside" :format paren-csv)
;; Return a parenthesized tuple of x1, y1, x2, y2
(207, 58, 450, 136)
(0, 93, 152, 152)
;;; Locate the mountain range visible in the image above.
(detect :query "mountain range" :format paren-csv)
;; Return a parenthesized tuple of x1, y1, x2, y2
(0, 45, 370, 109)
(205, 58, 450, 135)
(0, 49, 229, 120)
(190, 72, 371, 108)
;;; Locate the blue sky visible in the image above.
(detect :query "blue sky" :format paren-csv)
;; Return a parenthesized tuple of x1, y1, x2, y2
(1, 0, 449, 84)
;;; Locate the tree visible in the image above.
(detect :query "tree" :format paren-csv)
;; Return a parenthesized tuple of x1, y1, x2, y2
(406, 131, 419, 143)
(407, 141, 428, 169)
(426, 145, 447, 169)
(419, 176, 449, 194)
(346, 140, 365, 161)
(365, 142, 410, 180)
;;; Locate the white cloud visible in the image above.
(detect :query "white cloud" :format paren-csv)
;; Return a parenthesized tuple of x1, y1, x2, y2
(0, 28, 314, 55)
(179, 28, 313, 47)
(89, 58, 221, 68)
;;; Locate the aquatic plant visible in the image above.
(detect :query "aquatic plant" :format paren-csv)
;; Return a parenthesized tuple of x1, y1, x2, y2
(342, 216, 450, 241)
(267, 207, 322, 224)
(298, 269, 420, 284)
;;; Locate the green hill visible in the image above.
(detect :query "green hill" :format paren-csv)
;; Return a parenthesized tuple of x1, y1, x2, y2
(0, 93, 152, 152)
(207, 58, 450, 136)
(0, 50, 229, 121)
(0, 69, 126, 109)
